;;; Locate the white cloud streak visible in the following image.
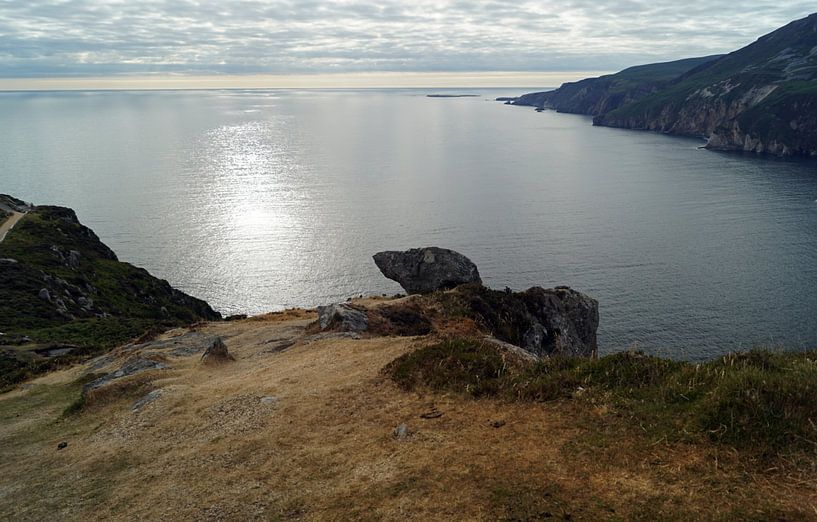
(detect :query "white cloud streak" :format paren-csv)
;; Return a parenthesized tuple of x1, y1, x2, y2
(0, 1, 814, 77)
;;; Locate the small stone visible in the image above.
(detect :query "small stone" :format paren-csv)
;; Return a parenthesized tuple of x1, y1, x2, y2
(260, 396, 279, 406)
(490, 420, 506, 428)
(57, 441, 68, 450)
(38, 288, 51, 302)
(393, 424, 410, 440)
(201, 337, 234, 363)
(67, 250, 81, 269)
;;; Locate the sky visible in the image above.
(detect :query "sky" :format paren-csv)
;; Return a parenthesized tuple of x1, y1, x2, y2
(0, 1, 815, 89)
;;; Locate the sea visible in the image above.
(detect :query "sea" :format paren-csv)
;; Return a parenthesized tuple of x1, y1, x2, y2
(1, 88, 816, 360)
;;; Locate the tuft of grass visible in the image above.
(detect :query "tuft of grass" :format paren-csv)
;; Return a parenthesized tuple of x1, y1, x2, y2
(385, 339, 817, 455)
(386, 338, 509, 398)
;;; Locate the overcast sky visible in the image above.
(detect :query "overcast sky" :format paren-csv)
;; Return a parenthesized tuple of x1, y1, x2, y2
(0, 1, 814, 81)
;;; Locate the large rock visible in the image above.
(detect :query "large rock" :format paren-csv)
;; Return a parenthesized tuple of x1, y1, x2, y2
(451, 284, 599, 358)
(373, 247, 482, 294)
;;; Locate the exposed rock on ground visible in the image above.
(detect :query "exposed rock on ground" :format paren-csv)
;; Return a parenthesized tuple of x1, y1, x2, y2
(83, 357, 168, 392)
(317, 303, 369, 332)
(373, 247, 481, 294)
(123, 331, 222, 357)
(131, 389, 162, 412)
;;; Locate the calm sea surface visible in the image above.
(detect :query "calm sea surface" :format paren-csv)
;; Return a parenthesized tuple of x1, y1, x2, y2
(1, 88, 816, 359)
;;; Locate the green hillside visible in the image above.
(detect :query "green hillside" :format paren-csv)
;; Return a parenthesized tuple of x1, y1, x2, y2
(595, 13, 817, 155)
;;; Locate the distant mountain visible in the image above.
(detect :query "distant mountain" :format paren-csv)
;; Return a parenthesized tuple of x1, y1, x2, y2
(509, 13, 817, 157)
(509, 56, 723, 116)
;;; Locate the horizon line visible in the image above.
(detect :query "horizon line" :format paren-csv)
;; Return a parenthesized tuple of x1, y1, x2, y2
(0, 71, 609, 91)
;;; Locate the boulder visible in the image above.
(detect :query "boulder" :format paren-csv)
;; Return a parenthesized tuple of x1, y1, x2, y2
(201, 337, 234, 363)
(451, 284, 599, 358)
(373, 247, 482, 294)
(317, 304, 368, 332)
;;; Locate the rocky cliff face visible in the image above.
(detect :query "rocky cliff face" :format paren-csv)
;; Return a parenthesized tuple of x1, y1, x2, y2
(594, 13, 817, 157)
(509, 13, 817, 157)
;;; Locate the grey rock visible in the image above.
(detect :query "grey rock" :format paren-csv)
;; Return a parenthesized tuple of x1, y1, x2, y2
(317, 303, 368, 332)
(67, 250, 81, 269)
(131, 389, 162, 412)
(122, 331, 219, 357)
(84, 358, 169, 392)
(201, 337, 234, 363)
(260, 396, 279, 406)
(57, 441, 68, 450)
(373, 247, 482, 294)
(523, 286, 599, 358)
(37, 347, 75, 358)
(455, 285, 599, 358)
(393, 424, 410, 440)
(38, 288, 51, 302)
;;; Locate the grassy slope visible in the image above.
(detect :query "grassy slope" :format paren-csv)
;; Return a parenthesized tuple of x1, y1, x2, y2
(511, 55, 722, 112)
(0, 206, 220, 389)
(1, 314, 815, 520)
(387, 339, 817, 454)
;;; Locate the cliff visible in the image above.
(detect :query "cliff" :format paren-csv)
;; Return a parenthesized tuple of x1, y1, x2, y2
(509, 13, 817, 157)
(594, 13, 817, 156)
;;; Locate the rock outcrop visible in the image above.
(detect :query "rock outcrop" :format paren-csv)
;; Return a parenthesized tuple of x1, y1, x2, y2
(373, 247, 482, 294)
(371, 247, 599, 358)
(447, 284, 599, 358)
(317, 304, 369, 332)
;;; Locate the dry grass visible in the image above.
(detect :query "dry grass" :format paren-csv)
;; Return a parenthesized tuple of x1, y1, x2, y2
(1, 315, 816, 521)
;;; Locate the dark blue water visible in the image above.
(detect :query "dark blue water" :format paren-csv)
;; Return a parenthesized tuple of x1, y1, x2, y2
(1, 89, 816, 359)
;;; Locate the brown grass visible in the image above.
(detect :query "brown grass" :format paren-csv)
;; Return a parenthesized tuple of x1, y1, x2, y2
(1, 316, 816, 521)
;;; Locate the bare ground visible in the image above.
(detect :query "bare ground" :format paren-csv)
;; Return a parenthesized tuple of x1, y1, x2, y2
(1, 306, 816, 521)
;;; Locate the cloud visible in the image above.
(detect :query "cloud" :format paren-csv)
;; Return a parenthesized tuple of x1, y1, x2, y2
(0, 0, 814, 77)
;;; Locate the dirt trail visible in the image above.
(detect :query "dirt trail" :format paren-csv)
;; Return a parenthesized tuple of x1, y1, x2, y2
(0, 211, 24, 242)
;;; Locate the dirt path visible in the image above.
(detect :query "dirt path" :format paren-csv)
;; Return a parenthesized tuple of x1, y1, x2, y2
(0, 211, 24, 243)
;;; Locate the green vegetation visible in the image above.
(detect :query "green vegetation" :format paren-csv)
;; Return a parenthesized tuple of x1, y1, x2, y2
(514, 13, 817, 155)
(513, 55, 722, 115)
(594, 14, 817, 155)
(0, 204, 220, 390)
(386, 338, 817, 455)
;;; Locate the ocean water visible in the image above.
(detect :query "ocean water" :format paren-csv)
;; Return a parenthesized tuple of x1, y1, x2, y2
(1, 88, 816, 359)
